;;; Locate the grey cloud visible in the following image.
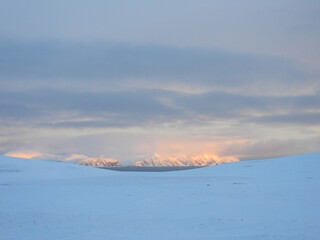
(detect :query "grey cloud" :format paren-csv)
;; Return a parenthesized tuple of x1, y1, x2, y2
(0, 89, 177, 114)
(0, 103, 38, 119)
(252, 112, 320, 125)
(0, 40, 314, 92)
(0, 139, 24, 153)
(173, 91, 320, 119)
(1, 88, 319, 128)
(224, 137, 320, 160)
(0, 40, 319, 131)
(0, 89, 181, 127)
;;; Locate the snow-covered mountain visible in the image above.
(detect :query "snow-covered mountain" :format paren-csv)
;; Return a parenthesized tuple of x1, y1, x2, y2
(134, 153, 238, 167)
(78, 156, 121, 168)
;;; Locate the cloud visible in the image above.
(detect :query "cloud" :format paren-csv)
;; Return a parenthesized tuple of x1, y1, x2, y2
(251, 112, 320, 126)
(5, 150, 42, 159)
(0, 40, 319, 162)
(1, 40, 318, 132)
(1, 89, 319, 130)
(3, 134, 320, 164)
(1, 40, 317, 95)
(63, 154, 88, 162)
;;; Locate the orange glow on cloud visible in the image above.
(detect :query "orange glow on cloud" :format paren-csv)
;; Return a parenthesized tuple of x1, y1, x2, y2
(135, 135, 247, 157)
(133, 135, 244, 166)
(64, 154, 88, 161)
(5, 151, 42, 159)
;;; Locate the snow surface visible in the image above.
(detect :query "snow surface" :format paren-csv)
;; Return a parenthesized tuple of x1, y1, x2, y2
(1, 153, 320, 240)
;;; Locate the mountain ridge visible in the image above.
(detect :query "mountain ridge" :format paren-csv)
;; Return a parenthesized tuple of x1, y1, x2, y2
(134, 153, 238, 167)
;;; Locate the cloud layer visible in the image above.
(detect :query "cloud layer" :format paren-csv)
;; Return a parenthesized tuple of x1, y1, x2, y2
(1, 1, 320, 163)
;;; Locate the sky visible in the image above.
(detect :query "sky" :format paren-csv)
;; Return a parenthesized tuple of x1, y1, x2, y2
(0, 0, 319, 164)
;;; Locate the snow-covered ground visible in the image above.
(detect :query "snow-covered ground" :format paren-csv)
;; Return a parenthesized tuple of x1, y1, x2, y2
(1, 153, 319, 240)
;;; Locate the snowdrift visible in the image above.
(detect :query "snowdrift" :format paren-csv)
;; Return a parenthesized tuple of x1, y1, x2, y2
(1, 153, 319, 240)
